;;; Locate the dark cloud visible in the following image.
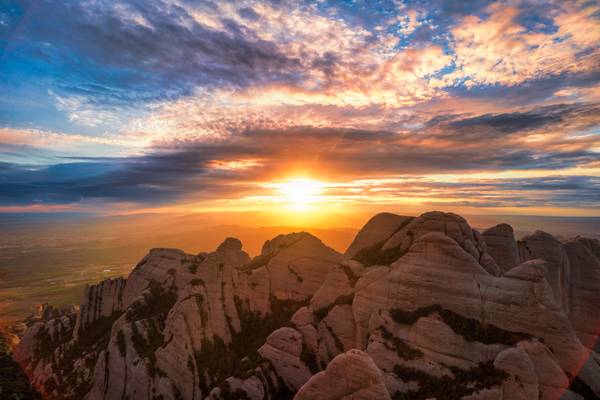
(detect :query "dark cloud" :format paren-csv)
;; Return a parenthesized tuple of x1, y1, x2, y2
(238, 7, 260, 21)
(445, 70, 600, 108)
(3, 0, 303, 104)
(422, 176, 600, 208)
(0, 153, 246, 205)
(426, 102, 600, 143)
(1, 101, 598, 207)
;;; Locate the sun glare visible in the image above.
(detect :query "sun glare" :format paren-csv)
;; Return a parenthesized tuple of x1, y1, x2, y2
(276, 178, 324, 211)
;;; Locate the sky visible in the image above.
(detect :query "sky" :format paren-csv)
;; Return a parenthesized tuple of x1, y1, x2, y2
(0, 0, 599, 220)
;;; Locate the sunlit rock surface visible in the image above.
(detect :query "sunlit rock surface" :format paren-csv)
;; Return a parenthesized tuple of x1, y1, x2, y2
(13, 212, 600, 400)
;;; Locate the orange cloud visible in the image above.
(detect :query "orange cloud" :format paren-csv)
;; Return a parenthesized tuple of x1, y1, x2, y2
(449, 2, 600, 87)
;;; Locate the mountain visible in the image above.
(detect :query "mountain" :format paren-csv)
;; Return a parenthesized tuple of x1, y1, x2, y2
(11, 211, 600, 399)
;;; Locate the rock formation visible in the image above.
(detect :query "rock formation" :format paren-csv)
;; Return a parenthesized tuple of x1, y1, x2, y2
(12, 212, 600, 400)
(482, 223, 520, 272)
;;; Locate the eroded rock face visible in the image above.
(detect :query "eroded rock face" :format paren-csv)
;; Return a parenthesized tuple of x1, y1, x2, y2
(517, 231, 600, 353)
(74, 278, 125, 340)
(13, 211, 600, 400)
(482, 224, 520, 272)
(563, 237, 600, 352)
(518, 231, 570, 311)
(352, 211, 502, 276)
(344, 213, 413, 258)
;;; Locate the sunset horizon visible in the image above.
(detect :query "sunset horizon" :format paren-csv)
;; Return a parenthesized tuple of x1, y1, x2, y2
(1, 1, 599, 220)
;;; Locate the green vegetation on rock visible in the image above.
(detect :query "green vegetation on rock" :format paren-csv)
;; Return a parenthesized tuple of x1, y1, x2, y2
(353, 240, 408, 267)
(117, 330, 127, 358)
(314, 293, 354, 322)
(353, 217, 414, 266)
(389, 305, 531, 345)
(392, 361, 508, 400)
(78, 311, 122, 348)
(0, 333, 42, 399)
(339, 264, 359, 287)
(378, 325, 424, 360)
(126, 281, 177, 323)
(130, 319, 165, 378)
(300, 343, 320, 374)
(192, 295, 306, 396)
(240, 235, 304, 272)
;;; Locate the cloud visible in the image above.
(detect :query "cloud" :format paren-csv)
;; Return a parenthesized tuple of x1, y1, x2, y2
(48, 90, 123, 127)
(2, 0, 600, 214)
(4, 0, 599, 127)
(1, 102, 598, 208)
(0, 127, 138, 160)
(448, 2, 600, 87)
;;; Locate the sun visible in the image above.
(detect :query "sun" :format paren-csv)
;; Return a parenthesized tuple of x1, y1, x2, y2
(276, 178, 324, 211)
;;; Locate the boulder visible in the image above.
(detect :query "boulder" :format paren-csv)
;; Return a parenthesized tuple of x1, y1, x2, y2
(293, 349, 391, 400)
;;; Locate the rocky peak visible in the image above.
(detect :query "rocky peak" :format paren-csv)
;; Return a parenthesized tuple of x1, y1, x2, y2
(344, 213, 414, 258)
(518, 230, 569, 313)
(483, 223, 521, 272)
(12, 211, 600, 400)
(216, 237, 243, 253)
(350, 211, 502, 276)
(260, 231, 312, 256)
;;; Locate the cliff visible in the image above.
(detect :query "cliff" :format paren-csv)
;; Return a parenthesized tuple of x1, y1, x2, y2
(13, 212, 600, 400)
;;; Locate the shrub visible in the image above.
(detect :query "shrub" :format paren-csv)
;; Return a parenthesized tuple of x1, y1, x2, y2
(194, 294, 209, 326)
(130, 320, 165, 378)
(389, 305, 531, 346)
(0, 334, 42, 399)
(326, 325, 344, 352)
(117, 330, 127, 358)
(126, 281, 177, 323)
(353, 218, 415, 266)
(219, 381, 251, 400)
(78, 311, 123, 348)
(191, 295, 307, 394)
(190, 278, 205, 286)
(314, 293, 354, 322)
(300, 343, 319, 374)
(240, 236, 303, 272)
(240, 253, 275, 272)
(378, 326, 423, 360)
(339, 264, 359, 287)
(353, 240, 408, 266)
(392, 361, 508, 400)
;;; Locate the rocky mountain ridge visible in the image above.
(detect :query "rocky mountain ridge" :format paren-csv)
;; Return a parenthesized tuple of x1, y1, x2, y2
(12, 211, 600, 400)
